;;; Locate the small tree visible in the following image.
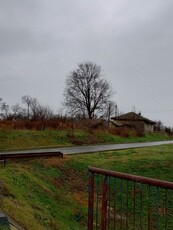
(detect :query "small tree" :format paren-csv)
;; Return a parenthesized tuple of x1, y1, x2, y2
(64, 62, 113, 119)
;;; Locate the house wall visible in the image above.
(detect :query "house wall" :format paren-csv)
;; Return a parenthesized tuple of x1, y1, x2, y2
(125, 121, 144, 135)
(109, 121, 115, 129)
(144, 123, 154, 132)
(111, 120, 144, 135)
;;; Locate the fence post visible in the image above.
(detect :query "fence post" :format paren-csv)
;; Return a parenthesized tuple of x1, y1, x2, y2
(88, 172, 94, 230)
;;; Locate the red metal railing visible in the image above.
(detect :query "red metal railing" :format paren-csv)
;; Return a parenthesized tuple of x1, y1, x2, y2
(88, 167, 173, 230)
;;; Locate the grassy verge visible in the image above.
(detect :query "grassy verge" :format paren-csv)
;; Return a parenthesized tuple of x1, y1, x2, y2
(0, 145, 173, 229)
(0, 129, 171, 151)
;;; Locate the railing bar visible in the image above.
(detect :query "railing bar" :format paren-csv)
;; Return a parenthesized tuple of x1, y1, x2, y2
(140, 183, 143, 230)
(126, 180, 129, 230)
(155, 187, 159, 230)
(133, 182, 136, 230)
(148, 185, 151, 230)
(120, 179, 123, 230)
(114, 178, 116, 230)
(96, 174, 99, 230)
(88, 167, 173, 230)
(89, 167, 173, 190)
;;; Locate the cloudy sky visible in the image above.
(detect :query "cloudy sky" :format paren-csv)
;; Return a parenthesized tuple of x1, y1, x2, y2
(0, 0, 173, 126)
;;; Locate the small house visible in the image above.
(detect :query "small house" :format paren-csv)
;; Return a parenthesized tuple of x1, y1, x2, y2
(110, 112, 156, 134)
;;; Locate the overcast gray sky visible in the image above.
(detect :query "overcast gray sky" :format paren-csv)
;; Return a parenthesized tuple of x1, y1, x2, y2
(0, 0, 173, 126)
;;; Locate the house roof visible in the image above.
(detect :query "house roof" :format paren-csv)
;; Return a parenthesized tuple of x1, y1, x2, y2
(111, 112, 156, 125)
(110, 120, 124, 127)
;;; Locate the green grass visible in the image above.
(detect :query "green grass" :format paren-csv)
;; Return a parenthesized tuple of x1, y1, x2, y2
(0, 128, 171, 151)
(0, 145, 173, 229)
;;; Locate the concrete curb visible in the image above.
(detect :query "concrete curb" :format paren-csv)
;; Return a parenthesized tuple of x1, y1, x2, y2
(0, 210, 25, 230)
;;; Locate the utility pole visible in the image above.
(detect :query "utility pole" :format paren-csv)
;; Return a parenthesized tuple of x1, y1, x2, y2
(132, 106, 136, 113)
(115, 104, 118, 117)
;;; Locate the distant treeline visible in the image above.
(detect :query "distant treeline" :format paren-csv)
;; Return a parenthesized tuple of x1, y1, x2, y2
(0, 95, 172, 136)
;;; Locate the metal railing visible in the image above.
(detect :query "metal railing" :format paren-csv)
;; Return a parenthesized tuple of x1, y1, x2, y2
(88, 167, 173, 230)
(0, 151, 63, 166)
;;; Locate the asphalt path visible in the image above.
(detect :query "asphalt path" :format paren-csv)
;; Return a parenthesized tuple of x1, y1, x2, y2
(1, 140, 173, 155)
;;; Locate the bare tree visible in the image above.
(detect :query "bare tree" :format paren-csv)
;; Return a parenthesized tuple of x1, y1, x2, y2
(154, 120, 164, 131)
(22, 95, 33, 119)
(22, 96, 53, 121)
(11, 104, 25, 119)
(11, 104, 21, 115)
(1, 102, 9, 119)
(0, 98, 2, 119)
(64, 62, 113, 119)
(31, 100, 53, 120)
(30, 97, 38, 120)
(104, 101, 117, 120)
(38, 105, 53, 120)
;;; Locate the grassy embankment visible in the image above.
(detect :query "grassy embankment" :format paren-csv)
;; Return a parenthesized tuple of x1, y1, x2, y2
(0, 128, 172, 151)
(0, 144, 173, 229)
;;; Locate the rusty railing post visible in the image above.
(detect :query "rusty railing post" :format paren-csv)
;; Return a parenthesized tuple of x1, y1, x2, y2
(88, 171, 94, 230)
(101, 175, 108, 230)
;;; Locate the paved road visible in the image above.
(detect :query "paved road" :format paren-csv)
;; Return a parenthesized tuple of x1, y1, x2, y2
(1, 140, 173, 155)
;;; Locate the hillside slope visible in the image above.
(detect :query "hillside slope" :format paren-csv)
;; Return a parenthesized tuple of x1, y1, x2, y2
(0, 129, 171, 151)
(0, 145, 173, 229)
